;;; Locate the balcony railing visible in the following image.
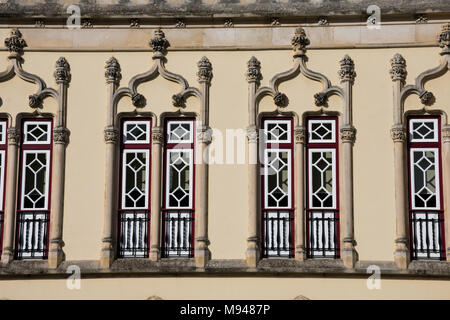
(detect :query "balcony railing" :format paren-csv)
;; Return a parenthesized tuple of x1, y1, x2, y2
(411, 211, 445, 260)
(262, 210, 294, 258)
(119, 210, 150, 258)
(16, 211, 49, 259)
(162, 210, 194, 258)
(307, 210, 339, 258)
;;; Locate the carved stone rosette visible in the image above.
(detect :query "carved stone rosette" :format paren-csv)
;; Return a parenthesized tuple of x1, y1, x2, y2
(53, 127, 70, 145)
(338, 55, 356, 84)
(105, 57, 122, 84)
(390, 54, 407, 83)
(340, 126, 356, 143)
(4, 28, 27, 57)
(291, 27, 310, 56)
(294, 126, 306, 144)
(197, 56, 213, 84)
(54, 57, 71, 85)
(104, 126, 119, 144)
(7, 128, 20, 146)
(391, 125, 406, 142)
(246, 56, 262, 84)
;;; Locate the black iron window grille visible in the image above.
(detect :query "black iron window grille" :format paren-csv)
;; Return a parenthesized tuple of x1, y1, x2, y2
(162, 210, 193, 258)
(16, 211, 49, 259)
(307, 210, 339, 258)
(119, 210, 150, 258)
(411, 211, 445, 260)
(262, 210, 294, 258)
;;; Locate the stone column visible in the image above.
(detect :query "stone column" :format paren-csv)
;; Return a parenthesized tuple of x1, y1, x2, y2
(338, 55, 358, 268)
(442, 125, 450, 260)
(194, 127, 212, 268)
(149, 127, 163, 261)
(294, 126, 306, 261)
(390, 54, 410, 269)
(0, 128, 20, 264)
(48, 127, 69, 268)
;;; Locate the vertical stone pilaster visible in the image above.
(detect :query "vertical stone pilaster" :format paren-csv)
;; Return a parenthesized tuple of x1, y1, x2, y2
(1, 128, 20, 264)
(294, 126, 306, 261)
(149, 127, 163, 261)
(442, 125, 450, 261)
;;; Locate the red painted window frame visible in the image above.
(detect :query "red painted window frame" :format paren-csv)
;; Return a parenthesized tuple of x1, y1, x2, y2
(305, 116, 340, 259)
(407, 115, 446, 260)
(260, 117, 295, 258)
(117, 117, 152, 258)
(15, 118, 53, 260)
(0, 119, 8, 256)
(161, 117, 196, 258)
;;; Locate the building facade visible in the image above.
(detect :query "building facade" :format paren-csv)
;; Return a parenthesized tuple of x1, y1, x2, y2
(0, 0, 449, 299)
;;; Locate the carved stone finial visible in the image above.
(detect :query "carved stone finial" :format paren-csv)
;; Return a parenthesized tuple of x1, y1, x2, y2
(5, 28, 27, 57)
(291, 27, 310, 56)
(273, 92, 288, 107)
(29, 94, 42, 109)
(131, 93, 146, 108)
(150, 28, 170, 57)
(54, 57, 71, 85)
(197, 56, 213, 83)
(390, 54, 407, 83)
(338, 55, 356, 83)
(172, 94, 185, 108)
(391, 125, 406, 142)
(105, 57, 122, 84)
(314, 92, 328, 107)
(438, 23, 450, 55)
(419, 91, 435, 106)
(246, 56, 262, 83)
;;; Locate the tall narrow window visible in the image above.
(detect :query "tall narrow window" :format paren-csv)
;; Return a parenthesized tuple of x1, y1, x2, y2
(407, 117, 446, 260)
(306, 117, 340, 258)
(162, 119, 195, 258)
(0, 120, 7, 256)
(261, 118, 294, 258)
(118, 119, 151, 258)
(16, 119, 52, 259)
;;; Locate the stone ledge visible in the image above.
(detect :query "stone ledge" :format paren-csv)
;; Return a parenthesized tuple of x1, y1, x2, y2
(0, 259, 449, 280)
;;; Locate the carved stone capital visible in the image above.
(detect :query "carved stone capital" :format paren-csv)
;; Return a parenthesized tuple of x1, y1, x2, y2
(152, 128, 164, 144)
(442, 125, 450, 143)
(246, 126, 259, 143)
(438, 23, 450, 55)
(197, 127, 213, 145)
(340, 126, 356, 143)
(391, 125, 406, 142)
(53, 127, 70, 145)
(150, 28, 170, 57)
(338, 55, 356, 83)
(54, 57, 71, 85)
(104, 126, 119, 144)
(246, 56, 262, 83)
(7, 128, 20, 146)
(105, 57, 122, 84)
(291, 27, 310, 57)
(390, 54, 407, 83)
(294, 126, 306, 144)
(197, 56, 213, 83)
(4, 28, 27, 57)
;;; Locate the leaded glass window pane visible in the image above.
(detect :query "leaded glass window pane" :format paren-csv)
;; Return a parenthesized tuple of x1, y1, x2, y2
(123, 121, 150, 144)
(23, 122, 51, 144)
(309, 149, 336, 209)
(166, 150, 193, 209)
(264, 149, 291, 209)
(410, 119, 438, 142)
(264, 120, 291, 143)
(167, 121, 193, 144)
(308, 120, 336, 143)
(121, 150, 149, 209)
(411, 149, 440, 210)
(21, 150, 50, 210)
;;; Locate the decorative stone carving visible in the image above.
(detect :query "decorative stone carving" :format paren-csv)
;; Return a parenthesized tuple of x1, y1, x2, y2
(273, 92, 288, 107)
(150, 29, 170, 56)
(415, 15, 428, 24)
(131, 93, 146, 108)
(29, 94, 43, 109)
(4, 28, 27, 55)
(246, 126, 259, 143)
(419, 91, 435, 106)
(391, 125, 406, 142)
(338, 55, 356, 83)
(105, 57, 122, 84)
(175, 19, 186, 28)
(438, 23, 450, 54)
(104, 126, 119, 144)
(172, 93, 185, 108)
(340, 126, 356, 143)
(7, 128, 20, 146)
(152, 130, 164, 144)
(294, 127, 306, 144)
(197, 127, 213, 145)
(224, 19, 233, 28)
(82, 19, 93, 28)
(53, 127, 70, 145)
(314, 92, 328, 107)
(35, 19, 45, 28)
(291, 27, 310, 56)
(390, 54, 407, 83)
(246, 56, 262, 83)
(442, 126, 450, 143)
(54, 57, 71, 85)
(130, 19, 140, 28)
(270, 18, 280, 26)
(318, 17, 329, 26)
(197, 56, 213, 83)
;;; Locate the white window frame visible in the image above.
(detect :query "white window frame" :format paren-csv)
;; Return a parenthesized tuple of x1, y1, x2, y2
(0, 122, 6, 145)
(264, 120, 291, 144)
(121, 149, 150, 210)
(123, 120, 150, 144)
(409, 118, 439, 143)
(308, 119, 336, 144)
(165, 149, 193, 209)
(167, 120, 194, 144)
(0, 150, 5, 210)
(23, 121, 51, 145)
(264, 148, 292, 209)
(20, 150, 51, 210)
(308, 148, 337, 210)
(410, 147, 441, 210)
